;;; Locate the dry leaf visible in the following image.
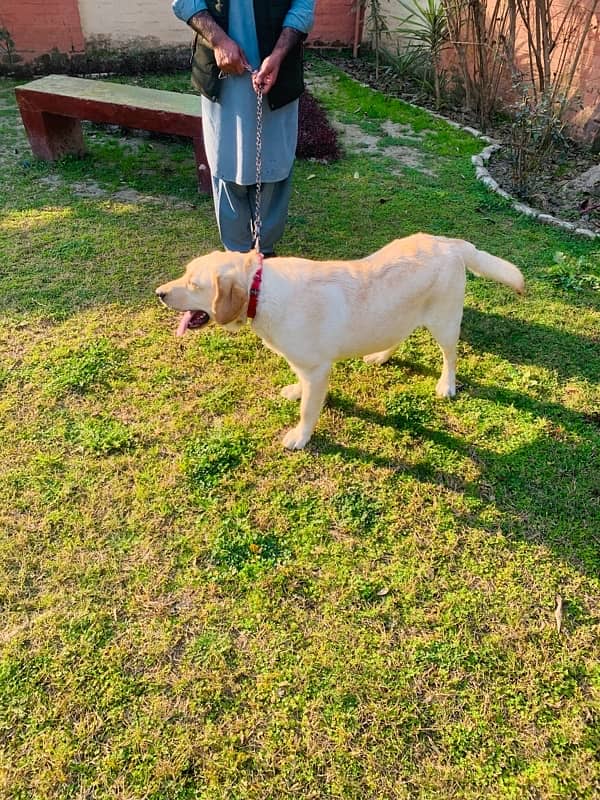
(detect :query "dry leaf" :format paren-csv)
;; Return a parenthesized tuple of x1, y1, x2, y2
(554, 594, 563, 634)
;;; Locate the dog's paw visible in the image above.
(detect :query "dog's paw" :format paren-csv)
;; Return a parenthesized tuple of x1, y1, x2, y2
(281, 383, 302, 401)
(282, 426, 311, 450)
(435, 378, 456, 398)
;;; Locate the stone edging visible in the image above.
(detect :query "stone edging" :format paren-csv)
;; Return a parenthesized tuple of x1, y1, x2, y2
(468, 133, 599, 240)
(329, 72, 599, 239)
(409, 100, 599, 239)
(427, 111, 598, 240)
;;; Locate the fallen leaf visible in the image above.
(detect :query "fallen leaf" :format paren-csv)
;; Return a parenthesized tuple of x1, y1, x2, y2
(554, 594, 563, 634)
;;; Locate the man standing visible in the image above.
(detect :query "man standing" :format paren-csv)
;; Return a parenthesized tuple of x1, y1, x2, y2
(172, 0, 315, 256)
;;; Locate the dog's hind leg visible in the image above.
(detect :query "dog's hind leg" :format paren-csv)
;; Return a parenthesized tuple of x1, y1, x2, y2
(363, 346, 398, 366)
(426, 319, 460, 398)
(435, 342, 457, 397)
(282, 363, 332, 450)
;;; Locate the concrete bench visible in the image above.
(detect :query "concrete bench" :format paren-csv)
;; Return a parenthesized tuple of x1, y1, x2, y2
(15, 74, 210, 193)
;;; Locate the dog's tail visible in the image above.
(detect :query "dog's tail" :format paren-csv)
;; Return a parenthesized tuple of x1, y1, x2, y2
(461, 241, 525, 294)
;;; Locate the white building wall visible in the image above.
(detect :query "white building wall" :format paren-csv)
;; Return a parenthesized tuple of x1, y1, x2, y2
(78, 0, 192, 46)
(363, 0, 422, 50)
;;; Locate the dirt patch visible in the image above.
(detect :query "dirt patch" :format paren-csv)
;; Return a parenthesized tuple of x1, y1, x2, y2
(111, 188, 193, 209)
(308, 73, 436, 177)
(37, 174, 194, 208)
(335, 120, 436, 176)
(487, 147, 600, 234)
(336, 123, 380, 153)
(0, 110, 28, 167)
(380, 120, 434, 141)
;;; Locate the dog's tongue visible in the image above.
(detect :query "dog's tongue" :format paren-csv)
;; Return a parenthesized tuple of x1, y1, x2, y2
(176, 311, 194, 337)
(176, 310, 209, 336)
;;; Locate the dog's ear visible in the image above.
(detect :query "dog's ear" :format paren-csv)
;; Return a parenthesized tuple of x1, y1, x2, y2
(212, 273, 247, 324)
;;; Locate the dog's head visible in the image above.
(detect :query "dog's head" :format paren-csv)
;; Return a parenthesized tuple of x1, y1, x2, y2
(156, 250, 257, 335)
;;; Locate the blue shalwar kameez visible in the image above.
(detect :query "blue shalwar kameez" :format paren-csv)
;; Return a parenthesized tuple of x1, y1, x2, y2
(172, 0, 315, 252)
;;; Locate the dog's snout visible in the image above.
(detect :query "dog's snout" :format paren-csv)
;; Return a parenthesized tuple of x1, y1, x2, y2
(156, 289, 167, 300)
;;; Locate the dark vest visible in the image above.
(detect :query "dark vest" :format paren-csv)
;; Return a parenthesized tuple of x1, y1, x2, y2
(191, 0, 306, 110)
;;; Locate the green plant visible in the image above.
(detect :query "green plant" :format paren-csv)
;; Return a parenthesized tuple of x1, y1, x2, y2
(387, 43, 429, 81)
(210, 513, 288, 574)
(0, 365, 11, 390)
(67, 416, 137, 455)
(363, 0, 391, 79)
(545, 251, 600, 292)
(182, 427, 252, 490)
(443, 0, 516, 129)
(333, 486, 384, 534)
(0, 28, 19, 66)
(395, 0, 449, 108)
(509, 88, 569, 194)
(46, 339, 128, 395)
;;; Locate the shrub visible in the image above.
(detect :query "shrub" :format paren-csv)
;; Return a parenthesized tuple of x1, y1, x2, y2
(546, 252, 600, 293)
(508, 90, 569, 195)
(297, 91, 341, 163)
(210, 514, 287, 574)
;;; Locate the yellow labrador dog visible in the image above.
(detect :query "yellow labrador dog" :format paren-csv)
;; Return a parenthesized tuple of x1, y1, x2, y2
(156, 233, 524, 450)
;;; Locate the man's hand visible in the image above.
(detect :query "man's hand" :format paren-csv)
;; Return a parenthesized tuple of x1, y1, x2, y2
(252, 27, 304, 95)
(188, 10, 250, 76)
(214, 37, 250, 76)
(252, 54, 281, 94)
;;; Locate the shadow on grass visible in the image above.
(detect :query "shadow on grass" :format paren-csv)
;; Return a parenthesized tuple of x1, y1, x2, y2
(0, 199, 217, 320)
(462, 307, 600, 385)
(317, 374, 599, 576)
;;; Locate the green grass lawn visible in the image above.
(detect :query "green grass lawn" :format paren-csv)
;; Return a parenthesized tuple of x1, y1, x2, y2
(0, 56, 599, 799)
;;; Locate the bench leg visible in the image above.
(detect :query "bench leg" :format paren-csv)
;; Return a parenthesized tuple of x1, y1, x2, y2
(18, 107, 85, 161)
(193, 136, 211, 194)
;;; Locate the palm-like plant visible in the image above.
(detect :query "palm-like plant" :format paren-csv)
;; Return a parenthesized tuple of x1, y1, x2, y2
(395, 0, 449, 108)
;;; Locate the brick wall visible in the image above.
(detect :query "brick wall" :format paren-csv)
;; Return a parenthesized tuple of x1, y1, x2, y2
(1, 0, 358, 67)
(309, 0, 358, 46)
(1, 0, 85, 61)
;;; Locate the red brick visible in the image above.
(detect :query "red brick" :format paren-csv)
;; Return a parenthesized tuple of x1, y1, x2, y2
(1, 0, 84, 60)
(309, 0, 359, 45)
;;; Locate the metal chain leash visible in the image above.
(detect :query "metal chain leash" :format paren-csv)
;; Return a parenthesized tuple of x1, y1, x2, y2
(252, 85, 264, 254)
(219, 66, 264, 253)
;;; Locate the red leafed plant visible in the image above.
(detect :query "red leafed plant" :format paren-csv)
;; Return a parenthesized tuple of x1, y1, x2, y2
(297, 91, 342, 162)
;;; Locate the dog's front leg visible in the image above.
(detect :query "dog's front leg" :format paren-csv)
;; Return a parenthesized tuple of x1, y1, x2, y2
(282, 363, 332, 450)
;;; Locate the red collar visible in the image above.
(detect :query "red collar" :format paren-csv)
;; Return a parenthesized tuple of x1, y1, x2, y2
(247, 254, 263, 320)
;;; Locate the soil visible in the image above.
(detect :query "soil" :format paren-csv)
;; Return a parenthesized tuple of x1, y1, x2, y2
(323, 53, 600, 235)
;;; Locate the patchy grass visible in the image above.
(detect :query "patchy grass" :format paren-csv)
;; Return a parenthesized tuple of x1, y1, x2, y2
(0, 56, 599, 799)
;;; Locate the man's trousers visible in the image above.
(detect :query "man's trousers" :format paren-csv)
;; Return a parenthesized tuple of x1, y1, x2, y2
(211, 173, 293, 255)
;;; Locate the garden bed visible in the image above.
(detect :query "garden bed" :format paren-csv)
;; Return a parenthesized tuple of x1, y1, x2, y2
(323, 52, 600, 234)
